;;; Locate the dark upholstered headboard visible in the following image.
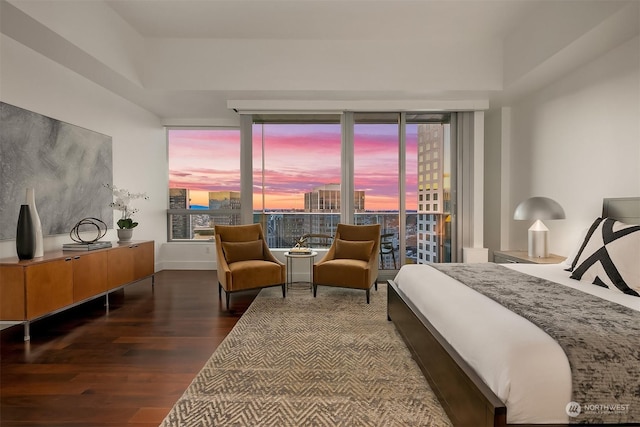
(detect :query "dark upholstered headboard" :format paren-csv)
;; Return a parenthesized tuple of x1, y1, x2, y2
(602, 197, 640, 224)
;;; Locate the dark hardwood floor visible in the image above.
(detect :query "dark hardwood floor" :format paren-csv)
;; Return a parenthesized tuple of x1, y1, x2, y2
(0, 270, 259, 427)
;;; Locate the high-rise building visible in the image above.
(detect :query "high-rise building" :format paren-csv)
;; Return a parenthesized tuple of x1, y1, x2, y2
(208, 191, 241, 227)
(169, 188, 189, 239)
(209, 191, 241, 211)
(304, 184, 365, 212)
(304, 183, 340, 212)
(303, 183, 365, 237)
(170, 189, 243, 240)
(416, 124, 450, 263)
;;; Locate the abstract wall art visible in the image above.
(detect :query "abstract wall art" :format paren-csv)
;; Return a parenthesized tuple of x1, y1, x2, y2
(0, 102, 113, 240)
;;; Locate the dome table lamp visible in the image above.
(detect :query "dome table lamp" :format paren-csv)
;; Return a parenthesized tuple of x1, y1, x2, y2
(514, 196, 566, 258)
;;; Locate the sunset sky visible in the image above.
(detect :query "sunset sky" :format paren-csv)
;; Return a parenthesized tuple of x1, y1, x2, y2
(168, 125, 421, 211)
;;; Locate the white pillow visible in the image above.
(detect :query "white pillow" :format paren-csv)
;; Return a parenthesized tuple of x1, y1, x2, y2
(562, 226, 589, 269)
(569, 217, 640, 296)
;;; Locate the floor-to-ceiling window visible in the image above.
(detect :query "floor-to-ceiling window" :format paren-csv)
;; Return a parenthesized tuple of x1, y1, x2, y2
(353, 113, 400, 271)
(166, 114, 456, 264)
(350, 112, 453, 270)
(251, 115, 342, 248)
(407, 113, 453, 263)
(166, 128, 241, 241)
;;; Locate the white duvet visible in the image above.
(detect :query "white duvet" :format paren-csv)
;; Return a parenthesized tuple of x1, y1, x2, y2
(393, 263, 640, 424)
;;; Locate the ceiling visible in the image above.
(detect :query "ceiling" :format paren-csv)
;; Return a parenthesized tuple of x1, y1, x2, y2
(2, 0, 637, 124)
(106, 0, 537, 41)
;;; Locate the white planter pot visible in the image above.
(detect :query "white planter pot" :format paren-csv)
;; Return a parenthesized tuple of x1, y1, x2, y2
(117, 228, 133, 242)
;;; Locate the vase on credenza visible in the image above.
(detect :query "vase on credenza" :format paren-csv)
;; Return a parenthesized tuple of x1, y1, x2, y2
(26, 188, 44, 257)
(117, 228, 133, 243)
(16, 204, 35, 260)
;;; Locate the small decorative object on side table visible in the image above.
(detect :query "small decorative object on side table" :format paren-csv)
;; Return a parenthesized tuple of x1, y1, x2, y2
(493, 250, 565, 264)
(284, 250, 317, 290)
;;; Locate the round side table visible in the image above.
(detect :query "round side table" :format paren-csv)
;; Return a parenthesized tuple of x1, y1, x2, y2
(284, 251, 318, 291)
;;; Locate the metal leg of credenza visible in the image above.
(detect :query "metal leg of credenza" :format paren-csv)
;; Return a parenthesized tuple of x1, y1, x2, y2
(23, 321, 30, 341)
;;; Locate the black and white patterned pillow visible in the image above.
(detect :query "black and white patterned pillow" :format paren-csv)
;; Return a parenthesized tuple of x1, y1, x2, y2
(569, 217, 640, 297)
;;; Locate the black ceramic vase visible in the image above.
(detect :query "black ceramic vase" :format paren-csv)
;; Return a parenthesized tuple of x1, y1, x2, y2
(16, 204, 35, 260)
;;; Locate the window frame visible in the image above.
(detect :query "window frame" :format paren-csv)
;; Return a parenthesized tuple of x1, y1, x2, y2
(166, 112, 463, 266)
(166, 126, 242, 241)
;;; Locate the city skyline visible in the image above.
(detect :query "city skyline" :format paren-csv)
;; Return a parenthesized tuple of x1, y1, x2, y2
(168, 124, 442, 211)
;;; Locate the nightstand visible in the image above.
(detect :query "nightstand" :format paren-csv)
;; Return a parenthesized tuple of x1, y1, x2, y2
(493, 250, 566, 264)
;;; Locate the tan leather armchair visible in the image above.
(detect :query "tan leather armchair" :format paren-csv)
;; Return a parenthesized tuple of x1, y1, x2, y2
(313, 223, 381, 303)
(215, 223, 286, 309)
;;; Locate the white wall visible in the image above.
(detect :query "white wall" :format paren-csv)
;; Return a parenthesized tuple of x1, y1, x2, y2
(0, 35, 167, 268)
(490, 35, 640, 258)
(484, 108, 503, 259)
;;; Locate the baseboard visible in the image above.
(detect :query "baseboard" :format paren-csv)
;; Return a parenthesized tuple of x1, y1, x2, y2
(160, 260, 216, 270)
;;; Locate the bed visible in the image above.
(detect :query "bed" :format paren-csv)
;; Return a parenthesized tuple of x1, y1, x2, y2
(387, 197, 640, 426)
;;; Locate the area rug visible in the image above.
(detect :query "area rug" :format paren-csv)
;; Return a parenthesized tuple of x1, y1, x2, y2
(160, 284, 452, 426)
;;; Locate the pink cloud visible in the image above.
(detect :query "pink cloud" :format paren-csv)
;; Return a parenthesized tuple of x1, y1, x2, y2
(169, 124, 430, 211)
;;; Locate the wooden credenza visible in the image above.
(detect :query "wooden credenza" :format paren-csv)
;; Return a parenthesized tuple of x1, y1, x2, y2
(0, 240, 154, 340)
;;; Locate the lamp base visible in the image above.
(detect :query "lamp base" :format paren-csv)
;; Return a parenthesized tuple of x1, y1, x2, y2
(528, 220, 549, 258)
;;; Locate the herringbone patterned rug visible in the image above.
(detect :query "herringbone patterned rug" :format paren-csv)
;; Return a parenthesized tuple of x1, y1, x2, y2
(160, 284, 452, 426)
